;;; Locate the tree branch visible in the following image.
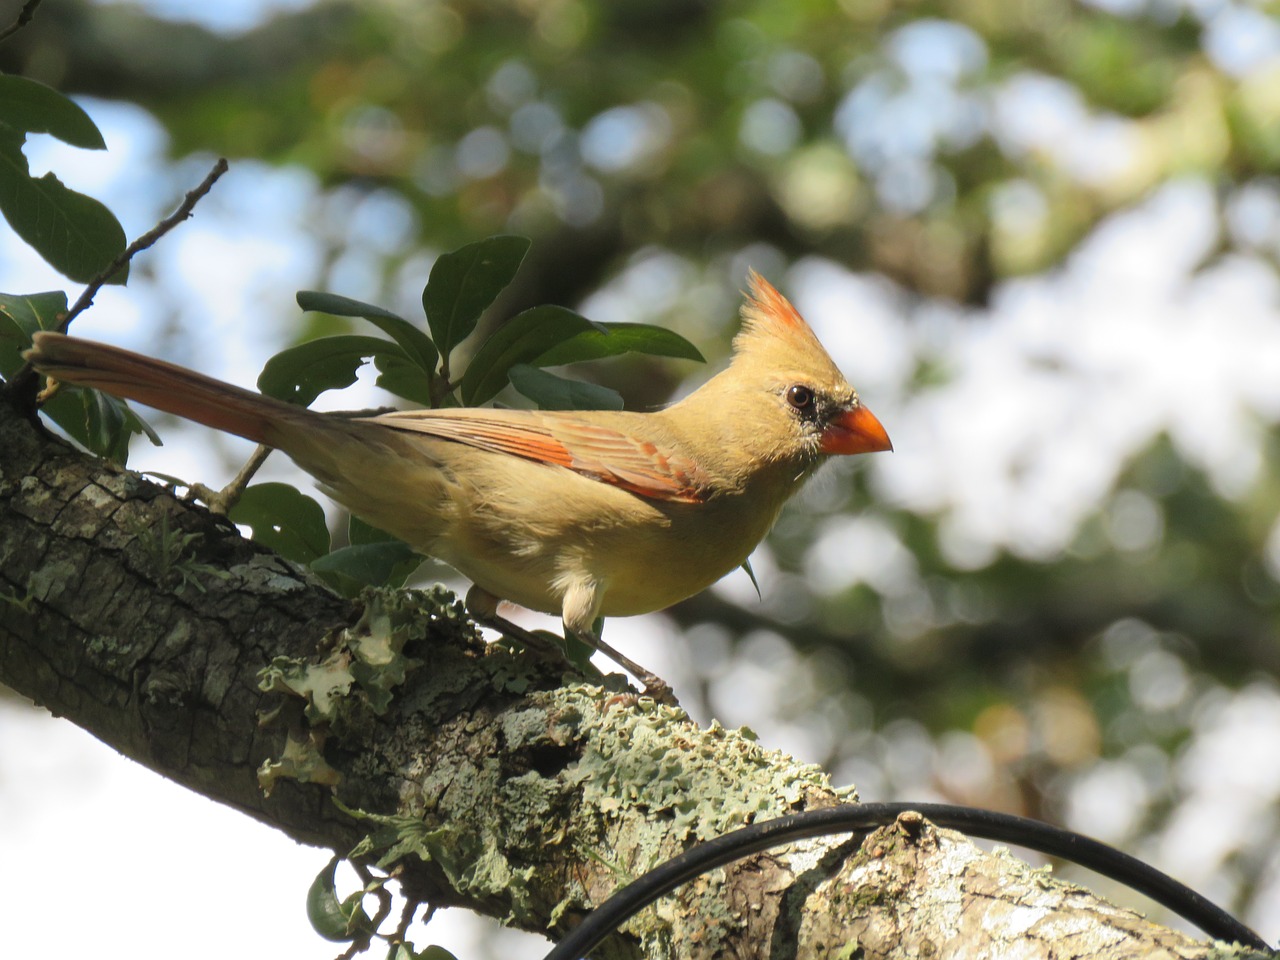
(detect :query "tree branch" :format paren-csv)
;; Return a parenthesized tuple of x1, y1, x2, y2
(0, 0, 42, 44)
(0, 399, 1253, 958)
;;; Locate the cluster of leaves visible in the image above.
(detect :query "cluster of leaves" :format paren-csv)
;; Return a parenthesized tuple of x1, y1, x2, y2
(0, 96, 705, 598)
(0, 74, 158, 460)
(16, 0, 1276, 306)
(0, 13, 708, 601)
(305, 856, 434, 960)
(226, 234, 703, 594)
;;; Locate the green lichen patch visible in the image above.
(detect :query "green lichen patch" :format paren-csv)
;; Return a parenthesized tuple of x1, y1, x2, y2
(569, 706, 838, 843)
(259, 727, 343, 796)
(256, 585, 474, 794)
(339, 800, 543, 925)
(258, 585, 475, 724)
(259, 651, 357, 725)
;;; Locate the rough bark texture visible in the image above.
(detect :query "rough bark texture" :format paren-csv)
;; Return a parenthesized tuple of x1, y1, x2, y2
(0, 396, 1265, 959)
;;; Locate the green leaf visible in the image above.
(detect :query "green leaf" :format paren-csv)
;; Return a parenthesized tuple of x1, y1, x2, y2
(0, 290, 67, 376)
(459, 305, 601, 406)
(421, 235, 530, 362)
(348, 515, 403, 546)
(1, 291, 158, 463)
(306, 859, 359, 943)
(228, 483, 331, 564)
(0, 130, 128, 285)
(337, 517, 422, 592)
(35, 387, 159, 467)
(339, 891, 375, 938)
(0, 290, 67, 336)
(296, 290, 439, 376)
(0, 76, 107, 149)
(507, 363, 624, 411)
(36, 388, 99, 456)
(84, 389, 130, 456)
(257, 335, 408, 406)
(312, 541, 422, 597)
(534, 321, 705, 366)
(373, 351, 436, 406)
(385, 944, 460, 960)
(85, 389, 161, 463)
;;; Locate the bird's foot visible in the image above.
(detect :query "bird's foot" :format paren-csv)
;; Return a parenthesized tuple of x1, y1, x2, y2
(477, 612, 582, 666)
(465, 586, 679, 706)
(586, 632, 679, 707)
(636, 673, 678, 707)
(466, 586, 602, 675)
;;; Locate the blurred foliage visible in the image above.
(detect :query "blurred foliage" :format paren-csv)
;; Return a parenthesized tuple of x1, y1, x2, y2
(3, 0, 1280, 937)
(6, 0, 1280, 307)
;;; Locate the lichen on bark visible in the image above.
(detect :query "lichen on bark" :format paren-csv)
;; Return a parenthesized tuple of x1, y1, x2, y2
(1, 398, 1262, 959)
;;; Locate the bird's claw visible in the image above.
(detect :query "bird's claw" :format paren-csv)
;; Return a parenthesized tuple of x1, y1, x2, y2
(583, 631, 679, 706)
(638, 675, 678, 707)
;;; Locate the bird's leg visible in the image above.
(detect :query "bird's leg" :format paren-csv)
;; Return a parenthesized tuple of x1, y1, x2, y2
(465, 584, 678, 705)
(570, 623, 677, 707)
(562, 581, 678, 706)
(464, 585, 571, 663)
(188, 443, 273, 515)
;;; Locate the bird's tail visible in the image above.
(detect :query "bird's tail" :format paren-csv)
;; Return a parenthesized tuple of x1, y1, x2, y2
(25, 331, 319, 447)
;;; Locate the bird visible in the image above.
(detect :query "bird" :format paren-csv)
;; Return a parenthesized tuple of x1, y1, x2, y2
(25, 271, 891, 701)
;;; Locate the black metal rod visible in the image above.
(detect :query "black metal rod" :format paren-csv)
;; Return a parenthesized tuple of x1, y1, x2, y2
(543, 802, 1271, 959)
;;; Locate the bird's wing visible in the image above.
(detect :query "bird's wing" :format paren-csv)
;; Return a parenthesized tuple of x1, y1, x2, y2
(367, 408, 710, 504)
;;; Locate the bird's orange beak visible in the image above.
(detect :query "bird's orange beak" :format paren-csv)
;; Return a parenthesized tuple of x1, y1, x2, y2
(820, 404, 893, 455)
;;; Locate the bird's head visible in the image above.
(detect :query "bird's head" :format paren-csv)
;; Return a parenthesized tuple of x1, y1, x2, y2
(726, 270, 892, 464)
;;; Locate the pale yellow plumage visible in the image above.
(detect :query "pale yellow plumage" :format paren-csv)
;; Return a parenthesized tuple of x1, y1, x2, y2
(25, 272, 891, 695)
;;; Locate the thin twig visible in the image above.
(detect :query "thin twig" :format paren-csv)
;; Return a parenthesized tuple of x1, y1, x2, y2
(58, 156, 229, 332)
(428, 371, 455, 409)
(0, 0, 42, 43)
(391, 898, 426, 948)
(5, 158, 230, 407)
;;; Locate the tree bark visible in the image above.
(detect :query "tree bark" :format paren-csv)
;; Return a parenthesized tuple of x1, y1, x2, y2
(0, 396, 1258, 959)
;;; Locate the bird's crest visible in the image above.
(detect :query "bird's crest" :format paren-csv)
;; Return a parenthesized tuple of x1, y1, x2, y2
(733, 270, 842, 382)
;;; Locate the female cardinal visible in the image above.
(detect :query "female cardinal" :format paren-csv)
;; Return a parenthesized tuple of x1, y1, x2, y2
(26, 272, 890, 700)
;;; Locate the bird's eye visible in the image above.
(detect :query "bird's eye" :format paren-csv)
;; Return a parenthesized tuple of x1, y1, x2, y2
(786, 385, 815, 410)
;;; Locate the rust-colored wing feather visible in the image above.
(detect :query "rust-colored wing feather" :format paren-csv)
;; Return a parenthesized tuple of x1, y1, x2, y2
(369, 409, 709, 504)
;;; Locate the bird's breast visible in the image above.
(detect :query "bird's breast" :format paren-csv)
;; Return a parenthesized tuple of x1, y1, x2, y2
(432, 456, 791, 619)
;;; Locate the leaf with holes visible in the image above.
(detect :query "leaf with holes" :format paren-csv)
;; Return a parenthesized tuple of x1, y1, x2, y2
(0, 130, 127, 285)
(296, 290, 439, 378)
(228, 482, 331, 564)
(257, 335, 408, 407)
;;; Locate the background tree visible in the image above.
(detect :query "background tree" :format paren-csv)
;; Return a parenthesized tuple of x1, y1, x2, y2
(2, 0, 1280, 956)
